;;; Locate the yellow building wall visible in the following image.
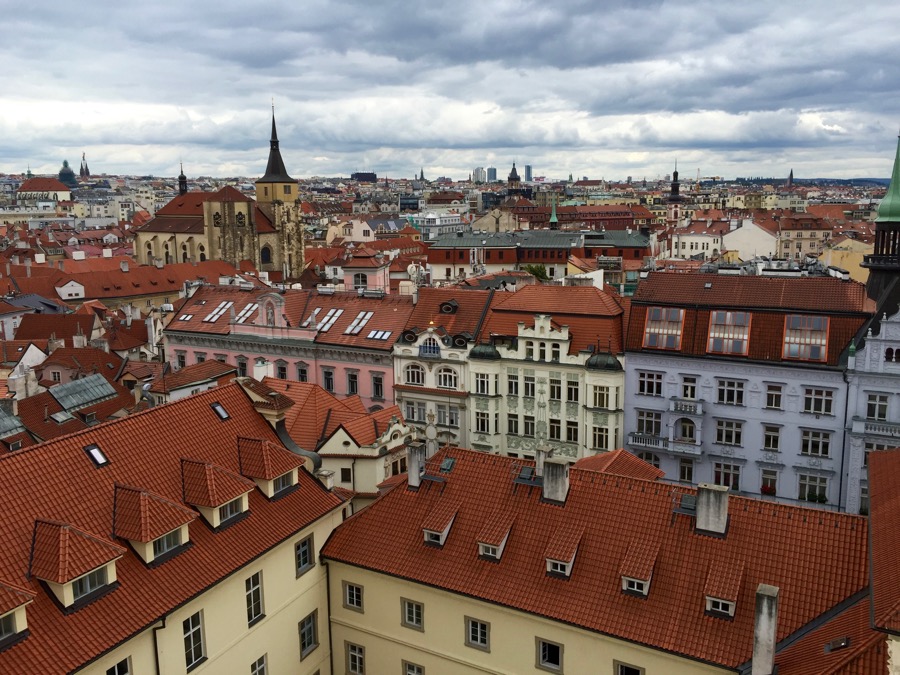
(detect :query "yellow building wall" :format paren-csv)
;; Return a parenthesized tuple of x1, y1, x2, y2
(327, 563, 728, 675)
(80, 507, 343, 675)
(819, 242, 873, 284)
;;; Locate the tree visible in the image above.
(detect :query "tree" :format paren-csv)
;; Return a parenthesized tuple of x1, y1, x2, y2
(523, 264, 550, 281)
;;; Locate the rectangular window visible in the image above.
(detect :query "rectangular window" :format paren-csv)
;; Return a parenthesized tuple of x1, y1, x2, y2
(347, 372, 358, 395)
(592, 425, 609, 450)
(615, 663, 644, 675)
(475, 373, 490, 395)
(783, 314, 829, 362)
(276, 362, 287, 379)
(681, 376, 697, 400)
(799, 474, 828, 501)
(371, 373, 383, 398)
(508, 413, 519, 435)
(715, 419, 743, 446)
(250, 655, 267, 675)
(322, 370, 334, 392)
(636, 410, 661, 436)
(297, 365, 308, 382)
(344, 582, 364, 612)
(105, 659, 130, 675)
(72, 567, 107, 600)
(566, 377, 579, 403)
(637, 371, 663, 397)
(401, 598, 424, 630)
(219, 497, 243, 523)
(536, 638, 563, 672)
(549, 377, 561, 401)
(183, 612, 205, 671)
(566, 420, 579, 443)
(707, 310, 751, 355)
(245, 571, 264, 625)
(679, 458, 693, 482)
(803, 388, 833, 415)
(152, 529, 182, 558)
(273, 471, 293, 494)
(465, 617, 490, 651)
(176, 352, 186, 369)
(763, 426, 780, 452)
(299, 611, 318, 659)
(341, 467, 352, 483)
(714, 461, 740, 490)
(475, 411, 490, 434)
(548, 418, 561, 441)
(404, 663, 425, 675)
(195, 352, 206, 363)
(524, 416, 535, 438)
(643, 306, 684, 350)
(867, 393, 889, 421)
(295, 535, 314, 576)
(507, 373, 519, 396)
(717, 379, 744, 406)
(801, 430, 831, 457)
(524, 375, 536, 398)
(766, 384, 783, 410)
(347, 642, 365, 674)
(592, 385, 610, 408)
(762, 469, 778, 495)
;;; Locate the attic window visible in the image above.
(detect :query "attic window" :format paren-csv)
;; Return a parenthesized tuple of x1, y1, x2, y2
(203, 301, 234, 323)
(234, 303, 258, 323)
(439, 457, 456, 473)
(210, 402, 230, 420)
(178, 314, 193, 321)
(546, 558, 574, 578)
(479, 543, 499, 559)
(367, 330, 392, 340)
(317, 308, 344, 332)
(83, 444, 109, 467)
(8, 440, 22, 452)
(705, 597, 735, 618)
(344, 311, 373, 335)
(273, 471, 294, 494)
(622, 576, 649, 597)
(72, 566, 108, 601)
(218, 497, 243, 523)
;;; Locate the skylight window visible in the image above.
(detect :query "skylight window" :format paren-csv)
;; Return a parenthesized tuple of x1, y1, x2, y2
(178, 314, 194, 321)
(317, 308, 344, 332)
(83, 443, 109, 467)
(301, 308, 320, 328)
(344, 311, 374, 334)
(203, 301, 234, 323)
(210, 402, 230, 420)
(234, 302, 258, 323)
(366, 330, 392, 340)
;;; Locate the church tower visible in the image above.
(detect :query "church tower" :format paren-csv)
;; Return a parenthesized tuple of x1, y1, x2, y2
(862, 135, 900, 302)
(666, 163, 683, 226)
(255, 108, 296, 204)
(178, 163, 187, 196)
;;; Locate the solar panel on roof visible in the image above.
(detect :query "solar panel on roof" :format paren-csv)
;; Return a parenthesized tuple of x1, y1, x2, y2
(49, 373, 117, 411)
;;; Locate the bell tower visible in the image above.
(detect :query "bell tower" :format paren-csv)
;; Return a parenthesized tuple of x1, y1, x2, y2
(255, 107, 296, 204)
(862, 135, 900, 302)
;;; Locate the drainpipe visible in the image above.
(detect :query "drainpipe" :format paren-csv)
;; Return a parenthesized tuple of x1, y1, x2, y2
(152, 616, 167, 675)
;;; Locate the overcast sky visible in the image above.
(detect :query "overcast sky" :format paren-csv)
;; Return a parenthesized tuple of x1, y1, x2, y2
(3, 0, 899, 182)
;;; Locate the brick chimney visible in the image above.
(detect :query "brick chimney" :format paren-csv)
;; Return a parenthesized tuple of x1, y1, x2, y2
(542, 457, 570, 503)
(696, 483, 729, 535)
(751, 584, 779, 675)
(407, 440, 426, 490)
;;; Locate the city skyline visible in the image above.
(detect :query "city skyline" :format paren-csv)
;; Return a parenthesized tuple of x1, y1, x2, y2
(2, 0, 899, 181)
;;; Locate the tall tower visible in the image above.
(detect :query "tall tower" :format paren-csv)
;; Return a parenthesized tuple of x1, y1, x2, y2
(255, 108, 296, 204)
(548, 193, 559, 230)
(666, 163, 683, 226)
(507, 162, 521, 194)
(862, 135, 900, 302)
(178, 163, 187, 196)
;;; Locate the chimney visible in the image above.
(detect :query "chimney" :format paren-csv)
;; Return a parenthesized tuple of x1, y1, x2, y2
(25, 258, 31, 277)
(751, 584, 779, 675)
(315, 469, 335, 490)
(47, 336, 64, 353)
(120, 259, 129, 273)
(407, 440, 426, 490)
(535, 446, 551, 478)
(542, 458, 570, 503)
(696, 483, 729, 535)
(252, 357, 273, 380)
(154, 257, 164, 269)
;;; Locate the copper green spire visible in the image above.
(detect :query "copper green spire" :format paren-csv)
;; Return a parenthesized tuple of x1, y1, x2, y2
(876, 134, 900, 222)
(549, 193, 558, 225)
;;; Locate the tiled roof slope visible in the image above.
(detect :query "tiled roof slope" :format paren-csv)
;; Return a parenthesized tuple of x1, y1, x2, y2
(236, 437, 303, 480)
(0, 580, 34, 615)
(15, 314, 96, 345)
(868, 448, 900, 633)
(29, 521, 127, 584)
(322, 447, 869, 670)
(626, 274, 872, 367)
(181, 459, 255, 507)
(403, 287, 494, 337)
(0, 383, 342, 673)
(148, 359, 236, 394)
(573, 449, 665, 481)
(15, 379, 135, 441)
(112, 485, 198, 542)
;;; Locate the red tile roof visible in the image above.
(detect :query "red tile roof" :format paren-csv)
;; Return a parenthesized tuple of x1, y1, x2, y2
(403, 287, 495, 339)
(29, 521, 126, 584)
(322, 447, 870, 669)
(236, 437, 303, 481)
(0, 579, 34, 615)
(112, 485, 198, 543)
(181, 459, 255, 508)
(573, 449, 665, 481)
(868, 448, 900, 633)
(148, 359, 236, 394)
(18, 178, 71, 193)
(15, 314, 96, 346)
(0, 383, 342, 673)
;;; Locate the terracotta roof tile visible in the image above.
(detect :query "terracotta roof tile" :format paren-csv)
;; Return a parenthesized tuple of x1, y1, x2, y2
(322, 447, 870, 669)
(618, 536, 660, 581)
(476, 511, 515, 547)
(867, 448, 900, 632)
(236, 437, 303, 481)
(181, 459, 255, 508)
(543, 521, 583, 562)
(112, 484, 198, 543)
(29, 521, 126, 584)
(0, 579, 35, 615)
(574, 449, 665, 481)
(421, 500, 459, 533)
(148, 359, 236, 394)
(704, 557, 745, 602)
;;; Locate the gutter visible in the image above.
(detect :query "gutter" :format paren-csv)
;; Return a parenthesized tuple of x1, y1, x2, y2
(275, 418, 322, 471)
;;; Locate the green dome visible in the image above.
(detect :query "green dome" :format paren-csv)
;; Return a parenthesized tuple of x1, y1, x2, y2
(876, 135, 900, 222)
(586, 352, 622, 371)
(469, 343, 501, 360)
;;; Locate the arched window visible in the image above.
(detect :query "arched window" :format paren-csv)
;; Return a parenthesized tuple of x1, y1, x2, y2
(436, 367, 458, 390)
(145, 243, 153, 264)
(353, 272, 368, 290)
(637, 452, 660, 468)
(181, 243, 188, 263)
(525, 341, 534, 360)
(420, 337, 440, 357)
(887, 348, 895, 363)
(551, 344, 561, 362)
(405, 364, 425, 386)
(260, 246, 272, 264)
(539, 343, 546, 361)
(198, 245, 206, 262)
(676, 418, 696, 442)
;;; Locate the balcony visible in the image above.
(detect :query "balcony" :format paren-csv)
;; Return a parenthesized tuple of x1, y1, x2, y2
(418, 345, 442, 359)
(669, 397, 703, 416)
(851, 417, 900, 438)
(628, 433, 702, 457)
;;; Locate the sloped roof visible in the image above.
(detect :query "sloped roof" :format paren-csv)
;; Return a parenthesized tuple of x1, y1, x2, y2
(29, 520, 126, 584)
(322, 447, 869, 670)
(112, 484, 198, 542)
(181, 459, 255, 508)
(15, 314, 96, 345)
(18, 177, 70, 193)
(0, 579, 34, 615)
(573, 449, 664, 481)
(404, 287, 494, 339)
(236, 437, 304, 481)
(868, 448, 900, 633)
(148, 359, 236, 394)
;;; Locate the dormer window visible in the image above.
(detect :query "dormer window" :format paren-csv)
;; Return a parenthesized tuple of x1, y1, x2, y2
(622, 576, 649, 597)
(706, 597, 735, 618)
(152, 529, 182, 558)
(219, 497, 243, 523)
(546, 558, 574, 578)
(478, 543, 499, 559)
(72, 567, 108, 601)
(273, 471, 294, 494)
(421, 505, 457, 548)
(424, 530, 443, 545)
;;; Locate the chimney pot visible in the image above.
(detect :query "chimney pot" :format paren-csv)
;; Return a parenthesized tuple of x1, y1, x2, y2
(542, 458, 570, 503)
(407, 441, 426, 490)
(751, 584, 779, 675)
(696, 483, 729, 534)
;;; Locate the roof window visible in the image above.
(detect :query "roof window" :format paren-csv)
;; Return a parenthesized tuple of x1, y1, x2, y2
(621, 576, 649, 597)
(210, 402, 230, 420)
(83, 443, 109, 467)
(705, 596, 735, 618)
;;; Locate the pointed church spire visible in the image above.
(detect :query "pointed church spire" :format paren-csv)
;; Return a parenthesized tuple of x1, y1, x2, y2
(178, 163, 187, 196)
(549, 193, 559, 230)
(863, 134, 900, 302)
(876, 135, 900, 223)
(258, 106, 294, 184)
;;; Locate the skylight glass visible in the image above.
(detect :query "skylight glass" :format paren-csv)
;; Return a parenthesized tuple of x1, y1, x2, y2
(203, 301, 234, 323)
(210, 402, 230, 420)
(234, 302, 259, 324)
(317, 308, 344, 332)
(344, 311, 374, 335)
(83, 443, 109, 467)
(178, 314, 193, 321)
(366, 330, 392, 340)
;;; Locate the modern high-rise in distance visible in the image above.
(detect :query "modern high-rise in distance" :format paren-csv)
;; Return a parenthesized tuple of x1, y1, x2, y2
(472, 166, 486, 183)
(486, 166, 497, 182)
(524, 164, 533, 182)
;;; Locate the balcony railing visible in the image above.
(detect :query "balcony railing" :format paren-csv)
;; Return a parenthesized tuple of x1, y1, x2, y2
(669, 397, 703, 416)
(418, 345, 442, 359)
(851, 417, 900, 438)
(628, 433, 702, 456)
